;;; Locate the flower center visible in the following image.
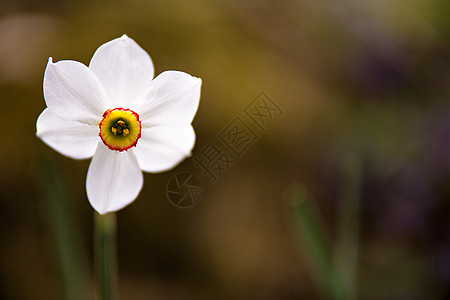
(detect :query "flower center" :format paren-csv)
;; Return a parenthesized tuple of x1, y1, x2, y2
(99, 108, 141, 151)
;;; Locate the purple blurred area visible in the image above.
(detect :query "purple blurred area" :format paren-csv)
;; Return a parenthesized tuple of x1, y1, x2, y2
(0, 0, 449, 299)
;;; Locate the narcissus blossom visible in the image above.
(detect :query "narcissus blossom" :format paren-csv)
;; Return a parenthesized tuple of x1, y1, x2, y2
(36, 35, 202, 214)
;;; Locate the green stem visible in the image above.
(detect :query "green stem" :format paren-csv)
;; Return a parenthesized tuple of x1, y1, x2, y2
(39, 153, 88, 300)
(94, 213, 117, 300)
(287, 184, 346, 300)
(334, 153, 361, 300)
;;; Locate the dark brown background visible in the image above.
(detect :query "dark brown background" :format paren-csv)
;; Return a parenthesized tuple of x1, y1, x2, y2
(1, 0, 450, 299)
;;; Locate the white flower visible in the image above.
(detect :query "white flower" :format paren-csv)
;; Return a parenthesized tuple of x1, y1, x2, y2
(36, 35, 202, 214)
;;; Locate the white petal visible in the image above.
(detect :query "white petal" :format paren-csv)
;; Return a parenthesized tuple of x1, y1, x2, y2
(86, 143, 143, 214)
(89, 35, 155, 108)
(36, 109, 99, 159)
(134, 125, 195, 173)
(135, 71, 201, 128)
(43, 58, 109, 121)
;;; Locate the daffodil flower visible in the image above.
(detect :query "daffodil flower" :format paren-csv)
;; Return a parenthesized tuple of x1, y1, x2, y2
(36, 35, 202, 214)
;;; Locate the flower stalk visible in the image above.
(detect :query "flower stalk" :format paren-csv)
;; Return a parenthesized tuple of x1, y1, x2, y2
(95, 213, 117, 300)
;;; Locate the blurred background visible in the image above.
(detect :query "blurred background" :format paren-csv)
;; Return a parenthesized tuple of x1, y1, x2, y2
(1, 0, 450, 299)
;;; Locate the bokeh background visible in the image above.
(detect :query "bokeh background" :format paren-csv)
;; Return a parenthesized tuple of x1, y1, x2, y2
(1, 0, 450, 299)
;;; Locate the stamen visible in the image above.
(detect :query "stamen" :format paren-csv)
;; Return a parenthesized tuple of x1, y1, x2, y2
(112, 120, 128, 135)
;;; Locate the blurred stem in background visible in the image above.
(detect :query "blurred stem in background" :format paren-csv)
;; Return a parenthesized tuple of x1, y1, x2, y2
(95, 213, 118, 300)
(288, 184, 346, 300)
(334, 153, 362, 300)
(288, 153, 362, 299)
(38, 153, 88, 300)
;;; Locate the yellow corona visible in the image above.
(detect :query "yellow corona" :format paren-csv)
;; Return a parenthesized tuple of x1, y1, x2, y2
(99, 108, 141, 151)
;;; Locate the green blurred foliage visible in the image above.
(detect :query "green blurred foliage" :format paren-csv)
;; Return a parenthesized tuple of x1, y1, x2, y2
(0, 0, 449, 299)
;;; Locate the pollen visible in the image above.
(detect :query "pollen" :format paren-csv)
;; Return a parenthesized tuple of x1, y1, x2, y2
(99, 108, 141, 151)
